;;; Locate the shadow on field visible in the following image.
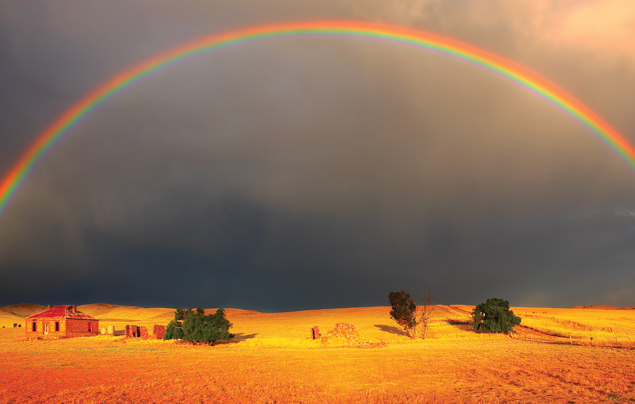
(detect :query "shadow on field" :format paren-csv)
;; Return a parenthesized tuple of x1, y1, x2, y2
(447, 322, 477, 333)
(211, 333, 258, 346)
(232, 332, 258, 342)
(374, 324, 408, 337)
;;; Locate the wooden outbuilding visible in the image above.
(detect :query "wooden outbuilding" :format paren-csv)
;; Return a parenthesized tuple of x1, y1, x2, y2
(25, 305, 99, 338)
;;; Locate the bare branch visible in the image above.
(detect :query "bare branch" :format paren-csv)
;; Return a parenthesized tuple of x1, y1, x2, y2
(418, 290, 437, 340)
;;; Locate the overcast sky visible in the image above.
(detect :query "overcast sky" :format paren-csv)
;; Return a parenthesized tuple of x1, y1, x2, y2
(1, 0, 635, 311)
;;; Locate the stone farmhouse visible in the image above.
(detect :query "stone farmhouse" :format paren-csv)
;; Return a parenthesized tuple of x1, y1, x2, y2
(25, 305, 99, 338)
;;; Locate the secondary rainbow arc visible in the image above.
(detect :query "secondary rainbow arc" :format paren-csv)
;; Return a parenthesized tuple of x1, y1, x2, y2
(1, 21, 633, 218)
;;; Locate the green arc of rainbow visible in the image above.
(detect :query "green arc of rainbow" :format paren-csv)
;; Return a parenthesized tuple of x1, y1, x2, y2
(1, 21, 634, 218)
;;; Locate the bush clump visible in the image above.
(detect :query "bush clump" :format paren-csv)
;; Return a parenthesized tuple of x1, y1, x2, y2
(164, 307, 234, 345)
(472, 298, 521, 333)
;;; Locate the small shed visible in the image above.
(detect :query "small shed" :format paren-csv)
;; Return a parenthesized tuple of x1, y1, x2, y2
(25, 305, 99, 338)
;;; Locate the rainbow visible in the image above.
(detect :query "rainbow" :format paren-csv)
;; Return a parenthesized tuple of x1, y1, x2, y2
(1, 21, 633, 218)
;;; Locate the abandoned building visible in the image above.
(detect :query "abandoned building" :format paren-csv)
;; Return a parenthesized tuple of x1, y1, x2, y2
(125, 324, 166, 339)
(311, 326, 321, 340)
(125, 324, 147, 338)
(25, 305, 99, 338)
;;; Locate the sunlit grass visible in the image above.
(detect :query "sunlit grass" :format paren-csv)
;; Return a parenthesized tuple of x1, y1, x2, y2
(513, 307, 635, 347)
(3, 305, 635, 402)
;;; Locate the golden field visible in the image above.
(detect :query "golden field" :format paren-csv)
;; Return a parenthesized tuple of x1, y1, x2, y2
(1, 303, 635, 403)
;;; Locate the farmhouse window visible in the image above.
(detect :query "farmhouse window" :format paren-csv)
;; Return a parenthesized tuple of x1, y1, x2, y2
(55, 322, 59, 332)
(88, 322, 92, 332)
(32, 321, 36, 332)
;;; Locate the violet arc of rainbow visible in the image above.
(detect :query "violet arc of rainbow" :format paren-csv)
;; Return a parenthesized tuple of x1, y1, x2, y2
(1, 21, 634, 218)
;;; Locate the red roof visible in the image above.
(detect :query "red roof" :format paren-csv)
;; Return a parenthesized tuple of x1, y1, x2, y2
(26, 305, 97, 320)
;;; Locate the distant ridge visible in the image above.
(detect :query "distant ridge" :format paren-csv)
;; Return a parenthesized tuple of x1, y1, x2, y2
(569, 304, 635, 310)
(3, 302, 634, 323)
(0, 303, 46, 318)
(0, 303, 263, 323)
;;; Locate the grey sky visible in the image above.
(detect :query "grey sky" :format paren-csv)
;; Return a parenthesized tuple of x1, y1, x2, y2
(1, 0, 634, 311)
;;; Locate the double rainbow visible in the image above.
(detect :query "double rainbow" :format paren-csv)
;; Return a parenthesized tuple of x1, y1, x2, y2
(1, 21, 633, 218)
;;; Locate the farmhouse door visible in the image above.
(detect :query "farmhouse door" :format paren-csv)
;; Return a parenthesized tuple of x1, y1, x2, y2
(44, 323, 49, 335)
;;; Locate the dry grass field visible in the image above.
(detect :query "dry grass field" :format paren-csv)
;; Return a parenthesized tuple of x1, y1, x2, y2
(2, 304, 635, 403)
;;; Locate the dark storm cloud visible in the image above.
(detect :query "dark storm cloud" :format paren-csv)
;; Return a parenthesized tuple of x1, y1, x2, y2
(1, 0, 635, 310)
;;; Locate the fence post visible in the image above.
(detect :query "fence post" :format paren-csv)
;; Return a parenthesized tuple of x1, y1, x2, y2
(570, 335, 572, 345)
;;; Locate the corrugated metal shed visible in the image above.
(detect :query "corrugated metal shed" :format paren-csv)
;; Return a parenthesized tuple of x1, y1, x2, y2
(26, 305, 96, 320)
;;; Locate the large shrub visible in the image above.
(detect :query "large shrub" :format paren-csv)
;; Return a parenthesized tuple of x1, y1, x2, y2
(164, 307, 234, 345)
(471, 298, 521, 333)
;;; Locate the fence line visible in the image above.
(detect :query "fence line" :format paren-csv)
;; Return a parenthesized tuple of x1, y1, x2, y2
(430, 319, 634, 349)
(517, 332, 635, 349)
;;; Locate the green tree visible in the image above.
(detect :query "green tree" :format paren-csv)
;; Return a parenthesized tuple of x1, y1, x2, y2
(163, 308, 191, 340)
(164, 307, 234, 345)
(389, 290, 418, 338)
(471, 298, 521, 333)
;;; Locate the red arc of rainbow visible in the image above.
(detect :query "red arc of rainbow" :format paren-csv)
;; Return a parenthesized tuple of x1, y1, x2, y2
(1, 21, 633, 218)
